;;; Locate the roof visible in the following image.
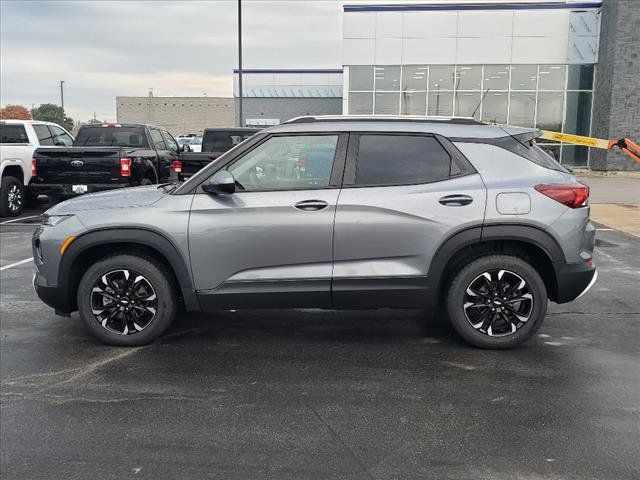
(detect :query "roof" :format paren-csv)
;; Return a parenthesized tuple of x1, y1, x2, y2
(265, 115, 538, 139)
(343, 2, 602, 12)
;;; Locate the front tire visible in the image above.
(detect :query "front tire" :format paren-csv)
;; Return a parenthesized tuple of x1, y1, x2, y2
(0, 176, 25, 217)
(445, 255, 547, 349)
(77, 254, 177, 346)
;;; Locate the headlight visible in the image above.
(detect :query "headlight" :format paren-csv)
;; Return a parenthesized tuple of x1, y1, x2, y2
(42, 214, 73, 226)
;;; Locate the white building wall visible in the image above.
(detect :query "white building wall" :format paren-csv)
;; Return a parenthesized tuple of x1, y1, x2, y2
(343, 4, 600, 66)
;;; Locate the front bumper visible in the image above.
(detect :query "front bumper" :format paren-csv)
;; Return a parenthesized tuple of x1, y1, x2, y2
(29, 183, 129, 197)
(554, 261, 597, 303)
(33, 272, 72, 315)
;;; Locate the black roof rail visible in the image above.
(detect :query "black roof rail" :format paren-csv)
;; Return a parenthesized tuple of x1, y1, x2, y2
(284, 115, 484, 126)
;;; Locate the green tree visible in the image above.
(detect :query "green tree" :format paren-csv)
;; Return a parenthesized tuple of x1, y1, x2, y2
(31, 103, 74, 131)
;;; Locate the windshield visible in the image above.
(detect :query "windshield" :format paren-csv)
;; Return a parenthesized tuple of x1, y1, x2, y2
(74, 126, 149, 147)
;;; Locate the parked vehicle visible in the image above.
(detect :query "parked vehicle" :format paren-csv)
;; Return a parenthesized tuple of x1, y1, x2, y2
(187, 135, 203, 153)
(0, 120, 74, 216)
(174, 128, 259, 180)
(30, 123, 183, 200)
(33, 116, 597, 349)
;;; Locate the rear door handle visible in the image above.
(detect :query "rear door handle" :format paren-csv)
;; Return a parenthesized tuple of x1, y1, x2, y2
(294, 199, 329, 211)
(439, 194, 473, 206)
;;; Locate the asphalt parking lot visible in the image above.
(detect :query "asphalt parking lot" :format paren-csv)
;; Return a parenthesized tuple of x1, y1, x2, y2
(1, 205, 639, 480)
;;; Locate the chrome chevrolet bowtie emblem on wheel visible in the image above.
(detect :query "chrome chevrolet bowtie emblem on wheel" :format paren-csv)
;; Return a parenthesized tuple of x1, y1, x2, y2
(463, 269, 533, 337)
(90, 269, 157, 335)
(71, 160, 84, 168)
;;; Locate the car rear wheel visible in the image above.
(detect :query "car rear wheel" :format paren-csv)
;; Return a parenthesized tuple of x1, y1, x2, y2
(445, 255, 547, 349)
(77, 254, 177, 346)
(0, 176, 25, 217)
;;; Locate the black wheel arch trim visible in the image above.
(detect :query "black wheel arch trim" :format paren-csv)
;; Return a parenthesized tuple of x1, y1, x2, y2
(58, 227, 199, 312)
(426, 223, 567, 303)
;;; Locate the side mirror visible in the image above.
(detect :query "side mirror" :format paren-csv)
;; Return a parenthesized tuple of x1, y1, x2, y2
(182, 144, 191, 152)
(202, 170, 235, 195)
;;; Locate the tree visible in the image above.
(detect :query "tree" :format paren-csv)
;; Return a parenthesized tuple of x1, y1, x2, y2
(0, 104, 32, 120)
(31, 103, 74, 131)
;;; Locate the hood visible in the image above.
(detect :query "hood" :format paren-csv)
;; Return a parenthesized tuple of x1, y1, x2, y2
(46, 185, 166, 215)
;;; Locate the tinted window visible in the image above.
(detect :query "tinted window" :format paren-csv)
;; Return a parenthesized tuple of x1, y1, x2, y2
(203, 130, 256, 152)
(49, 125, 73, 146)
(33, 124, 54, 145)
(355, 135, 451, 186)
(75, 126, 149, 147)
(228, 135, 338, 191)
(149, 129, 166, 150)
(0, 124, 29, 143)
(488, 135, 568, 173)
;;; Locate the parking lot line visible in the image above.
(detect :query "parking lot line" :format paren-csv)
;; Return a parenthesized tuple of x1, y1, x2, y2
(0, 257, 33, 271)
(0, 215, 40, 225)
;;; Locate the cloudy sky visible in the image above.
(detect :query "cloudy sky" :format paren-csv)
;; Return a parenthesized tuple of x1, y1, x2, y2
(0, 0, 346, 122)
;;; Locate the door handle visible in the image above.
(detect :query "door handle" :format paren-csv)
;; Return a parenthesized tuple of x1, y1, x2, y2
(439, 194, 473, 206)
(294, 199, 329, 211)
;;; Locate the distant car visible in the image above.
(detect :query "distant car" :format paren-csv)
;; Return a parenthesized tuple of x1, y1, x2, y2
(188, 135, 203, 153)
(172, 128, 260, 181)
(30, 123, 185, 200)
(0, 119, 74, 216)
(33, 115, 597, 349)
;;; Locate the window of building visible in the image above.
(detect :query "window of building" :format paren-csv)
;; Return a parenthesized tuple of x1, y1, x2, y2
(374, 92, 400, 115)
(455, 91, 481, 119)
(567, 65, 594, 90)
(537, 92, 565, 132)
(355, 135, 451, 186)
(402, 65, 428, 91)
(428, 91, 453, 116)
(402, 91, 426, 115)
(564, 91, 592, 136)
(349, 92, 373, 114)
(481, 92, 508, 124)
(510, 65, 537, 90)
(349, 66, 374, 91)
(429, 66, 455, 90)
(538, 65, 566, 91)
(483, 65, 509, 91)
(456, 65, 482, 90)
(374, 65, 401, 91)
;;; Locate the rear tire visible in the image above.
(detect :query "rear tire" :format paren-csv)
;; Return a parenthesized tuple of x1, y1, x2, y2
(445, 254, 547, 349)
(77, 254, 177, 346)
(0, 176, 25, 217)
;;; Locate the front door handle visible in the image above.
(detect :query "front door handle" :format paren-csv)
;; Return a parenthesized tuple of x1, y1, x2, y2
(439, 194, 473, 206)
(294, 199, 329, 211)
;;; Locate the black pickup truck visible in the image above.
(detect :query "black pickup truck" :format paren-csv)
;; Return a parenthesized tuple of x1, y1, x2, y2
(172, 127, 259, 181)
(30, 123, 183, 199)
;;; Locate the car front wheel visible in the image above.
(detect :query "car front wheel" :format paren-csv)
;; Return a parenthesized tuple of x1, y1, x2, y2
(77, 254, 177, 346)
(445, 255, 548, 349)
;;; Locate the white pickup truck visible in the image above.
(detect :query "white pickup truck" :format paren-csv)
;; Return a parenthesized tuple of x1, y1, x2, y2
(0, 120, 74, 216)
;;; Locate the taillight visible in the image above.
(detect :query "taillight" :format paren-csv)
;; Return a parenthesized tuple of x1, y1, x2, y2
(120, 157, 132, 177)
(171, 160, 182, 173)
(298, 154, 306, 172)
(534, 182, 589, 208)
(31, 158, 37, 177)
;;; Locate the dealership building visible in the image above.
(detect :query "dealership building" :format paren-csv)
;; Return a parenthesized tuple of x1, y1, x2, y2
(339, 0, 637, 170)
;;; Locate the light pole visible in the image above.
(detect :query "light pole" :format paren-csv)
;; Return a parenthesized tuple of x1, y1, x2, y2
(237, 0, 243, 127)
(60, 80, 65, 111)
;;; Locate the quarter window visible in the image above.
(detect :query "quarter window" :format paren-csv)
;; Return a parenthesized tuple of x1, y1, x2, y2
(355, 135, 451, 186)
(227, 135, 338, 191)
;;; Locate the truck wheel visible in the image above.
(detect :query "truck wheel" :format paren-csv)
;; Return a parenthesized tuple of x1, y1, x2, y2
(77, 254, 177, 346)
(445, 255, 547, 349)
(0, 176, 25, 217)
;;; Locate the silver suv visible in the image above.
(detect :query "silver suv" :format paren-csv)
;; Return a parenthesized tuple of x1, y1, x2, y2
(33, 116, 597, 349)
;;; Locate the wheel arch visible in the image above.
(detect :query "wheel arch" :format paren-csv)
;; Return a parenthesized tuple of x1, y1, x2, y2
(59, 228, 199, 313)
(429, 224, 564, 303)
(1, 164, 25, 184)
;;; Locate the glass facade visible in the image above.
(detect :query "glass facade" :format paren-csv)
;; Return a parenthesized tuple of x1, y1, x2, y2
(346, 64, 595, 166)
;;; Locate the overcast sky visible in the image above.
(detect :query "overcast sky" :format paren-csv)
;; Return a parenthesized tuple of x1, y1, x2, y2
(0, 0, 345, 122)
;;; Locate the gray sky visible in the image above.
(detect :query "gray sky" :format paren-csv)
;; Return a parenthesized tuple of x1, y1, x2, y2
(0, 0, 344, 122)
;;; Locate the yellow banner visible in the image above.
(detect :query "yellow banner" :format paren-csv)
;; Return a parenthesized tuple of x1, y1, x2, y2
(539, 130, 610, 149)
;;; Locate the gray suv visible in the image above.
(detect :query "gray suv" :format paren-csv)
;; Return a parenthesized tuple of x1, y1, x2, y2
(33, 116, 597, 349)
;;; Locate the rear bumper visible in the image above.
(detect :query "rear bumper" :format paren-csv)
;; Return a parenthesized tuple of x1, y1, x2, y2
(29, 183, 129, 197)
(554, 261, 597, 303)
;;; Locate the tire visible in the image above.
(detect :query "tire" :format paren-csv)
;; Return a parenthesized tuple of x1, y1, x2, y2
(77, 254, 177, 346)
(0, 176, 25, 217)
(445, 254, 547, 349)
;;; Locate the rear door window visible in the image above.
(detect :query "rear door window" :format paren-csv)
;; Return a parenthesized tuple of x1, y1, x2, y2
(33, 124, 55, 146)
(0, 124, 29, 143)
(150, 129, 166, 151)
(354, 135, 452, 186)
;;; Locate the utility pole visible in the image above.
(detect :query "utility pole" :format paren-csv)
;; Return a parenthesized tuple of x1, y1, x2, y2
(237, 0, 243, 127)
(60, 80, 65, 111)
